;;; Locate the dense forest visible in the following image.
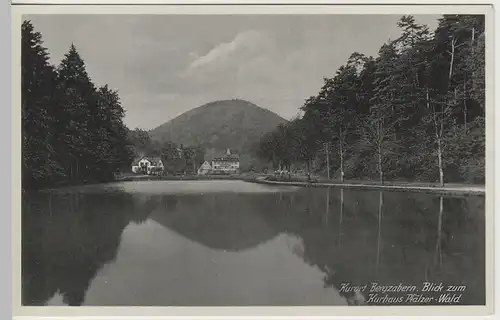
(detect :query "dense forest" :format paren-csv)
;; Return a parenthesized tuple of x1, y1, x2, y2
(22, 20, 135, 189)
(256, 15, 486, 185)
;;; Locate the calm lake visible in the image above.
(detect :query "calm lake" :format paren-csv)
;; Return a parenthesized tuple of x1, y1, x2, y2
(22, 180, 485, 306)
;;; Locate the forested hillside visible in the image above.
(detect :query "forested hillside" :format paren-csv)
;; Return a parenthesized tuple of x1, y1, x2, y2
(22, 21, 134, 190)
(257, 15, 485, 185)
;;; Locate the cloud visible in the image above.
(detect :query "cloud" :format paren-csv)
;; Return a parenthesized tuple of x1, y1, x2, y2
(186, 30, 270, 73)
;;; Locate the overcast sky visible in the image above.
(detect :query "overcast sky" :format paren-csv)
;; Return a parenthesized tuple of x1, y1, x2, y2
(26, 14, 440, 130)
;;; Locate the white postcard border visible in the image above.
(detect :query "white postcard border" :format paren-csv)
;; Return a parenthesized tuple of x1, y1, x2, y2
(9, 1, 496, 318)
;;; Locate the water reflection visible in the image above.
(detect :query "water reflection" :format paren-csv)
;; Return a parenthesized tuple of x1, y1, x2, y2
(376, 191, 383, 274)
(323, 187, 330, 226)
(22, 181, 485, 306)
(22, 192, 160, 306)
(435, 196, 444, 268)
(338, 188, 344, 248)
(150, 193, 279, 251)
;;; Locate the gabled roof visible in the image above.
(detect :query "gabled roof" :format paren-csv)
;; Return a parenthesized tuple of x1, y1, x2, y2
(198, 161, 212, 169)
(132, 156, 149, 165)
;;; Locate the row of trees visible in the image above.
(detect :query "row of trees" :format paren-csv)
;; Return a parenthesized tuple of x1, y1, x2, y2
(127, 128, 205, 174)
(22, 21, 135, 189)
(257, 15, 485, 185)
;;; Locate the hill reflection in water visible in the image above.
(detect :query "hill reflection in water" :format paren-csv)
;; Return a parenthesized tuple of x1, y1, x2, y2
(22, 181, 485, 306)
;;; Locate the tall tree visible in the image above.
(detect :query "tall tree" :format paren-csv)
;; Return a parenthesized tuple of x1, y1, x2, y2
(94, 85, 135, 177)
(361, 42, 402, 182)
(53, 44, 97, 182)
(21, 21, 63, 188)
(321, 60, 362, 181)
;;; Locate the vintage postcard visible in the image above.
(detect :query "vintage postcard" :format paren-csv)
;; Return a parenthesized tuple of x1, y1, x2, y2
(11, 1, 494, 318)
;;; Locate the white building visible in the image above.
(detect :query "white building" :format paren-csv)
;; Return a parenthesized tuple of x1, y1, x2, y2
(211, 149, 240, 174)
(132, 157, 164, 174)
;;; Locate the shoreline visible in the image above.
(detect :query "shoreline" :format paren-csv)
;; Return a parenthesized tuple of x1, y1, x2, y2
(116, 174, 245, 182)
(115, 174, 485, 196)
(250, 178, 485, 196)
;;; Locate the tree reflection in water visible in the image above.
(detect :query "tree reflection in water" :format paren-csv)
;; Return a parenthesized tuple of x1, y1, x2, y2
(22, 185, 485, 306)
(22, 192, 160, 306)
(282, 190, 484, 306)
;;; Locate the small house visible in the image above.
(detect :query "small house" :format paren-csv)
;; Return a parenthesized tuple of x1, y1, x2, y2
(131, 156, 149, 173)
(132, 156, 164, 174)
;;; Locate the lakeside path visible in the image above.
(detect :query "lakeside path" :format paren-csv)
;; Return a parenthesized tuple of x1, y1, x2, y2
(250, 177, 485, 196)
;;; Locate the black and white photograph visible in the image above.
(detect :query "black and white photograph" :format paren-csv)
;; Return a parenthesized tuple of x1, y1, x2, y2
(14, 3, 492, 315)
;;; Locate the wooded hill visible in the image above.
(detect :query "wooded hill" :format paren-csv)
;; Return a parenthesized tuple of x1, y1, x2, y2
(148, 99, 287, 170)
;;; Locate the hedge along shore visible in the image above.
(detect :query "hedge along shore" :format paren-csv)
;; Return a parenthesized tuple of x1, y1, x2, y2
(248, 178, 485, 197)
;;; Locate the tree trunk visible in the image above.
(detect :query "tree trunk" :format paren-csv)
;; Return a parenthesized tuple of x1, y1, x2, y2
(449, 38, 456, 82)
(377, 119, 384, 185)
(437, 139, 444, 187)
(463, 80, 468, 134)
(325, 143, 330, 180)
(339, 129, 344, 182)
(306, 160, 311, 181)
(427, 88, 445, 187)
(378, 148, 383, 184)
(76, 159, 80, 181)
(391, 91, 397, 140)
(470, 27, 477, 98)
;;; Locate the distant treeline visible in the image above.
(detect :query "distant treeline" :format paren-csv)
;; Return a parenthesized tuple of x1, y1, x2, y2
(22, 21, 135, 189)
(256, 15, 485, 185)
